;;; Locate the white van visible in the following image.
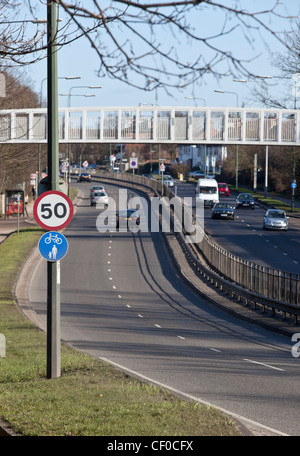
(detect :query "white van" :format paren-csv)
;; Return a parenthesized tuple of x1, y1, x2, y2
(196, 178, 219, 207)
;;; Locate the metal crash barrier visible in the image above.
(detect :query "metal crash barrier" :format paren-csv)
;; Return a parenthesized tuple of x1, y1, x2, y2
(79, 171, 300, 325)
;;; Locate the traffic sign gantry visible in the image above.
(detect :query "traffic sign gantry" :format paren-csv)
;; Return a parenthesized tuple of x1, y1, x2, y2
(33, 190, 73, 231)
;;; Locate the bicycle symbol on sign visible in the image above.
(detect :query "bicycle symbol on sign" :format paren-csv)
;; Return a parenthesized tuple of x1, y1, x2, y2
(44, 233, 62, 245)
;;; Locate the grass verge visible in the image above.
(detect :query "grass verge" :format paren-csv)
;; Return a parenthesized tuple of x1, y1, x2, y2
(0, 229, 241, 436)
(228, 185, 300, 213)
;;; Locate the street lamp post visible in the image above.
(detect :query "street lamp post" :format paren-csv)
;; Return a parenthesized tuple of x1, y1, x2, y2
(47, 0, 60, 379)
(67, 85, 102, 107)
(37, 76, 81, 197)
(59, 92, 97, 194)
(184, 96, 206, 106)
(40, 76, 81, 107)
(214, 89, 239, 188)
(214, 90, 239, 107)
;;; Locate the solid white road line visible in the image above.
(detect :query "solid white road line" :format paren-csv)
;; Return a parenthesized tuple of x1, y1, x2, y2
(99, 357, 289, 436)
(243, 358, 285, 372)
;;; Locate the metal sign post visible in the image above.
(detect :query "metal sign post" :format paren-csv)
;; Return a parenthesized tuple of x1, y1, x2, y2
(34, 190, 73, 379)
(47, 1, 60, 379)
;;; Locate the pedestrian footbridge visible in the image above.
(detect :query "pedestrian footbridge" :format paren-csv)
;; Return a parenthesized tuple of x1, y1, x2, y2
(0, 106, 299, 145)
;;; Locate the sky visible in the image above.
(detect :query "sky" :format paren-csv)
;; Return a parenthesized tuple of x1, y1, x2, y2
(20, 1, 300, 110)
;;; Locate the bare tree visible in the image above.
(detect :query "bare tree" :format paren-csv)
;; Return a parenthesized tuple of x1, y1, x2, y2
(250, 19, 300, 109)
(0, 0, 296, 96)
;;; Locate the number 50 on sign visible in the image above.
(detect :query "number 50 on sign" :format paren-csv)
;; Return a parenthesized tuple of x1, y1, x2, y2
(33, 190, 73, 231)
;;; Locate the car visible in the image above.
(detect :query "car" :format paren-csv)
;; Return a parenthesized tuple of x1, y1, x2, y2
(78, 172, 91, 182)
(218, 183, 229, 196)
(162, 175, 174, 187)
(211, 202, 235, 220)
(188, 170, 205, 178)
(90, 185, 105, 195)
(116, 209, 140, 228)
(90, 190, 109, 206)
(70, 164, 81, 174)
(263, 209, 289, 231)
(235, 193, 255, 209)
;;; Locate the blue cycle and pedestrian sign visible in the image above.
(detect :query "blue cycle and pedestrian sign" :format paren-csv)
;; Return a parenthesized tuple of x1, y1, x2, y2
(39, 231, 69, 262)
(34, 191, 73, 263)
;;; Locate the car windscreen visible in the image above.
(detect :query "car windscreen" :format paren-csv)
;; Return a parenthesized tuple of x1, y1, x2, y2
(93, 191, 107, 196)
(238, 194, 253, 200)
(215, 204, 233, 209)
(200, 186, 217, 194)
(268, 211, 285, 218)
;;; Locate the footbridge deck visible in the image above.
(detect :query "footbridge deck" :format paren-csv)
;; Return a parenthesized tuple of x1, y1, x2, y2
(0, 106, 299, 145)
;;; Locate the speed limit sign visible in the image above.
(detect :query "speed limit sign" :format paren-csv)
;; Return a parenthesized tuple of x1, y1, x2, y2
(33, 191, 74, 231)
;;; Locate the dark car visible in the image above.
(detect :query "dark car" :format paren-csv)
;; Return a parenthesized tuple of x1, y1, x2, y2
(235, 193, 255, 209)
(78, 172, 91, 182)
(116, 209, 140, 229)
(211, 202, 235, 220)
(218, 183, 229, 196)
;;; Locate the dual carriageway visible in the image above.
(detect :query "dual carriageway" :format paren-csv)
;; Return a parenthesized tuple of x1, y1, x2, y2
(23, 172, 300, 436)
(5, 102, 300, 435)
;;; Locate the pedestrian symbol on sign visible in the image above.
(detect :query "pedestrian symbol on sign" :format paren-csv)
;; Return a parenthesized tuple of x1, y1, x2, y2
(39, 231, 69, 262)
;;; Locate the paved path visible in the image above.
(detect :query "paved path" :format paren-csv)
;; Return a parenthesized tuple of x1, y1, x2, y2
(0, 200, 37, 244)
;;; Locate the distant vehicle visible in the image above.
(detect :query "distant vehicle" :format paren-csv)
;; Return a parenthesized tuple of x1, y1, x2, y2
(211, 202, 235, 220)
(236, 193, 255, 209)
(263, 209, 289, 231)
(218, 183, 229, 196)
(70, 164, 81, 174)
(162, 175, 174, 187)
(142, 173, 154, 179)
(78, 172, 91, 183)
(116, 209, 140, 229)
(196, 178, 219, 208)
(188, 170, 205, 178)
(90, 190, 109, 206)
(90, 185, 105, 194)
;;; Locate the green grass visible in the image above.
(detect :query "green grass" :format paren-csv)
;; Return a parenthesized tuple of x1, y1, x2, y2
(228, 185, 300, 213)
(0, 229, 241, 436)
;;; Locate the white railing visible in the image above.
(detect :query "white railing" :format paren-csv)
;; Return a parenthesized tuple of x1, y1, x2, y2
(0, 106, 299, 145)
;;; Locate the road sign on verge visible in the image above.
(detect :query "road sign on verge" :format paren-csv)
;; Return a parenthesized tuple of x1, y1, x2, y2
(130, 157, 138, 169)
(39, 231, 68, 262)
(33, 190, 73, 231)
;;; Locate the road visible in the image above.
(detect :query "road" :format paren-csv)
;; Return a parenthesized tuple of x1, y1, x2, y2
(28, 181, 300, 436)
(175, 181, 300, 274)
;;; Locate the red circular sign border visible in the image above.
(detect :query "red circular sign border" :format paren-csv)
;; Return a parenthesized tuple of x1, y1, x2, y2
(33, 190, 74, 231)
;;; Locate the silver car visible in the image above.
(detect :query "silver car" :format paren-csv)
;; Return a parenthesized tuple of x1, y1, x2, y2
(263, 209, 289, 231)
(91, 190, 109, 207)
(90, 185, 105, 195)
(162, 175, 174, 187)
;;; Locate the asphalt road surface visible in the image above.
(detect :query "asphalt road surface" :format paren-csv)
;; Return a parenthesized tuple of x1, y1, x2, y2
(28, 181, 300, 436)
(176, 181, 300, 274)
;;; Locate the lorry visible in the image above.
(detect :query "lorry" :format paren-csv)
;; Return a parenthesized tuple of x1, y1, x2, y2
(196, 178, 219, 208)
